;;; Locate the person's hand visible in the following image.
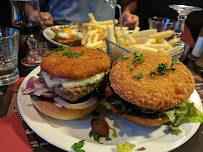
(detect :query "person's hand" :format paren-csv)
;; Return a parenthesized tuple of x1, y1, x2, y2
(122, 13, 139, 30)
(41, 12, 54, 26)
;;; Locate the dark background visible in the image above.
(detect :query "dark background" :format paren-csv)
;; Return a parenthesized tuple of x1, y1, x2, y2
(1, 0, 203, 41)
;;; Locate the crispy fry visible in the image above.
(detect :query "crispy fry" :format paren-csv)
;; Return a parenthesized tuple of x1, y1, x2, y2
(122, 31, 136, 44)
(149, 30, 174, 41)
(131, 29, 157, 38)
(166, 45, 183, 55)
(144, 43, 171, 49)
(107, 25, 116, 43)
(168, 38, 180, 46)
(130, 44, 157, 53)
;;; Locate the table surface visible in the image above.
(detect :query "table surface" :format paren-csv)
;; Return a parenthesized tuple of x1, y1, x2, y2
(0, 33, 203, 152)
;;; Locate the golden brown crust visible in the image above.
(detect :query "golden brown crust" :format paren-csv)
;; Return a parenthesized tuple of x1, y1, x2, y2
(40, 47, 111, 79)
(111, 106, 169, 127)
(110, 52, 195, 110)
(30, 98, 98, 120)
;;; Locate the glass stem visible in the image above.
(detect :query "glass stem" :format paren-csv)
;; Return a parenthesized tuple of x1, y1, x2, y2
(26, 34, 41, 61)
(174, 14, 187, 39)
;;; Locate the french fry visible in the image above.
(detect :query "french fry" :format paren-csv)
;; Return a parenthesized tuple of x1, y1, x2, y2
(122, 31, 136, 44)
(149, 30, 174, 41)
(130, 44, 157, 53)
(88, 13, 96, 22)
(166, 45, 182, 55)
(144, 43, 171, 49)
(92, 33, 99, 43)
(168, 38, 180, 46)
(124, 39, 131, 47)
(107, 25, 116, 43)
(157, 48, 167, 54)
(133, 26, 140, 33)
(135, 36, 156, 44)
(83, 23, 106, 30)
(131, 29, 157, 38)
(118, 38, 124, 46)
(86, 40, 106, 48)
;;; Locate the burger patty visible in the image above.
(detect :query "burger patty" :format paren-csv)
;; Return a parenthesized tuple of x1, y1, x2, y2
(53, 83, 97, 103)
(39, 75, 102, 103)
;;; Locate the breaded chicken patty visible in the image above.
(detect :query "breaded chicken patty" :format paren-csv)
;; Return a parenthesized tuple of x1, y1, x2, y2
(110, 52, 195, 110)
(40, 47, 111, 79)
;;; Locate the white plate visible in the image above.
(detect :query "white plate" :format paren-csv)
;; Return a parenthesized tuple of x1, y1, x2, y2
(43, 25, 70, 48)
(18, 66, 202, 152)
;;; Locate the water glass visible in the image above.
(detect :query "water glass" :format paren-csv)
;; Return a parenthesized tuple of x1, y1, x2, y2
(0, 27, 19, 86)
(148, 17, 177, 32)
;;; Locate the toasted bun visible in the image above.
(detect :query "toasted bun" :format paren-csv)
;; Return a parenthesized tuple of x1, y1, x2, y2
(111, 106, 170, 127)
(30, 97, 98, 120)
(40, 47, 111, 79)
(110, 52, 195, 110)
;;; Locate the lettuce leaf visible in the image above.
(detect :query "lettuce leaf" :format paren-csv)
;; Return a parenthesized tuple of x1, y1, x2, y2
(164, 100, 203, 133)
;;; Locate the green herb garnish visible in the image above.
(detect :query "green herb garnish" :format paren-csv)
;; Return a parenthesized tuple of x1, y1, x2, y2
(20, 87, 25, 92)
(150, 68, 156, 78)
(157, 58, 180, 75)
(86, 83, 91, 88)
(99, 56, 102, 59)
(105, 135, 112, 141)
(121, 56, 129, 61)
(72, 140, 85, 152)
(133, 51, 145, 66)
(134, 73, 143, 79)
(45, 52, 51, 57)
(58, 52, 63, 56)
(110, 127, 117, 138)
(93, 134, 102, 144)
(129, 61, 133, 71)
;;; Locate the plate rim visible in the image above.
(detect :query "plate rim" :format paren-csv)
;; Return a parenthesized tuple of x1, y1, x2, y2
(17, 66, 202, 152)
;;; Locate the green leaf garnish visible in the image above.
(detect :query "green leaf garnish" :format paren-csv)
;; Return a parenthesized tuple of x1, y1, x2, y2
(165, 100, 203, 133)
(117, 142, 135, 152)
(45, 52, 51, 57)
(150, 68, 156, 78)
(72, 140, 85, 152)
(133, 51, 145, 66)
(99, 56, 102, 59)
(157, 58, 180, 75)
(110, 127, 117, 138)
(86, 83, 91, 88)
(121, 57, 129, 61)
(134, 73, 143, 79)
(129, 61, 133, 71)
(93, 134, 102, 144)
(105, 135, 112, 141)
(20, 87, 25, 92)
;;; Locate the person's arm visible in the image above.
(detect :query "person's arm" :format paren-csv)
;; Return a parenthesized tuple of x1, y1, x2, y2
(120, 0, 139, 29)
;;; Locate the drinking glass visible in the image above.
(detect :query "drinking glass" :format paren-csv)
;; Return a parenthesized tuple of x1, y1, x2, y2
(10, 0, 44, 66)
(169, 5, 202, 45)
(148, 17, 177, 32)
(0, 27, 19, 86)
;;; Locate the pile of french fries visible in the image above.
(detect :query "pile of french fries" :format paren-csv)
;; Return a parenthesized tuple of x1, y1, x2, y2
(81, 13, 127, 48)
(107, 26, 182, 56)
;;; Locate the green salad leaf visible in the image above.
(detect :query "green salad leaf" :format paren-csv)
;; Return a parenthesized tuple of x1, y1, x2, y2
(164, 100, 203, 133)
(72, 140, 85, 152)
(117, 142, 135, 152)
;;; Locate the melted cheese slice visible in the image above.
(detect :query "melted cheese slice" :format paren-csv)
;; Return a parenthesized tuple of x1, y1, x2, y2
(42, 71, 105, 88)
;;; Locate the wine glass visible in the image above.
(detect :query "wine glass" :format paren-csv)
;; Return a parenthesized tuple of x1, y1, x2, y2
(169, 5, 202, 46)
(10, 0, 44, 66)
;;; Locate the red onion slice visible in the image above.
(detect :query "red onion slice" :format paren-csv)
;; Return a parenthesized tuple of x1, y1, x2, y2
(32, 88, 49, 96)
(54, 96, 97, 109)
(41, 92, 57, 97)
(34, 81, 46, 89)
(22, 88, 36, 95)
(26, 77, 36, 89)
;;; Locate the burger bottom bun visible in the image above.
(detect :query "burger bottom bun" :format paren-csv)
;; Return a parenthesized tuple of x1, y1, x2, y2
(111, 106, 170, 127)
(30, 97, 98, 120)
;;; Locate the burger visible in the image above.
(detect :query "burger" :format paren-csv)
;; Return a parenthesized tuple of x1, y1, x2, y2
(107, 51, 195, 127)
(23, 46, 111, 120)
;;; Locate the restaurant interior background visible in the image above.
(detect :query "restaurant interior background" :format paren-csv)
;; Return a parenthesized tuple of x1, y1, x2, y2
(0, 0, 202, 42)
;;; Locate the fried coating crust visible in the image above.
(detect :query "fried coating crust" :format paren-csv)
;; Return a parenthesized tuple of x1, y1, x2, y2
(110, 52, 195, 110)
(40, 47, 111, 79)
